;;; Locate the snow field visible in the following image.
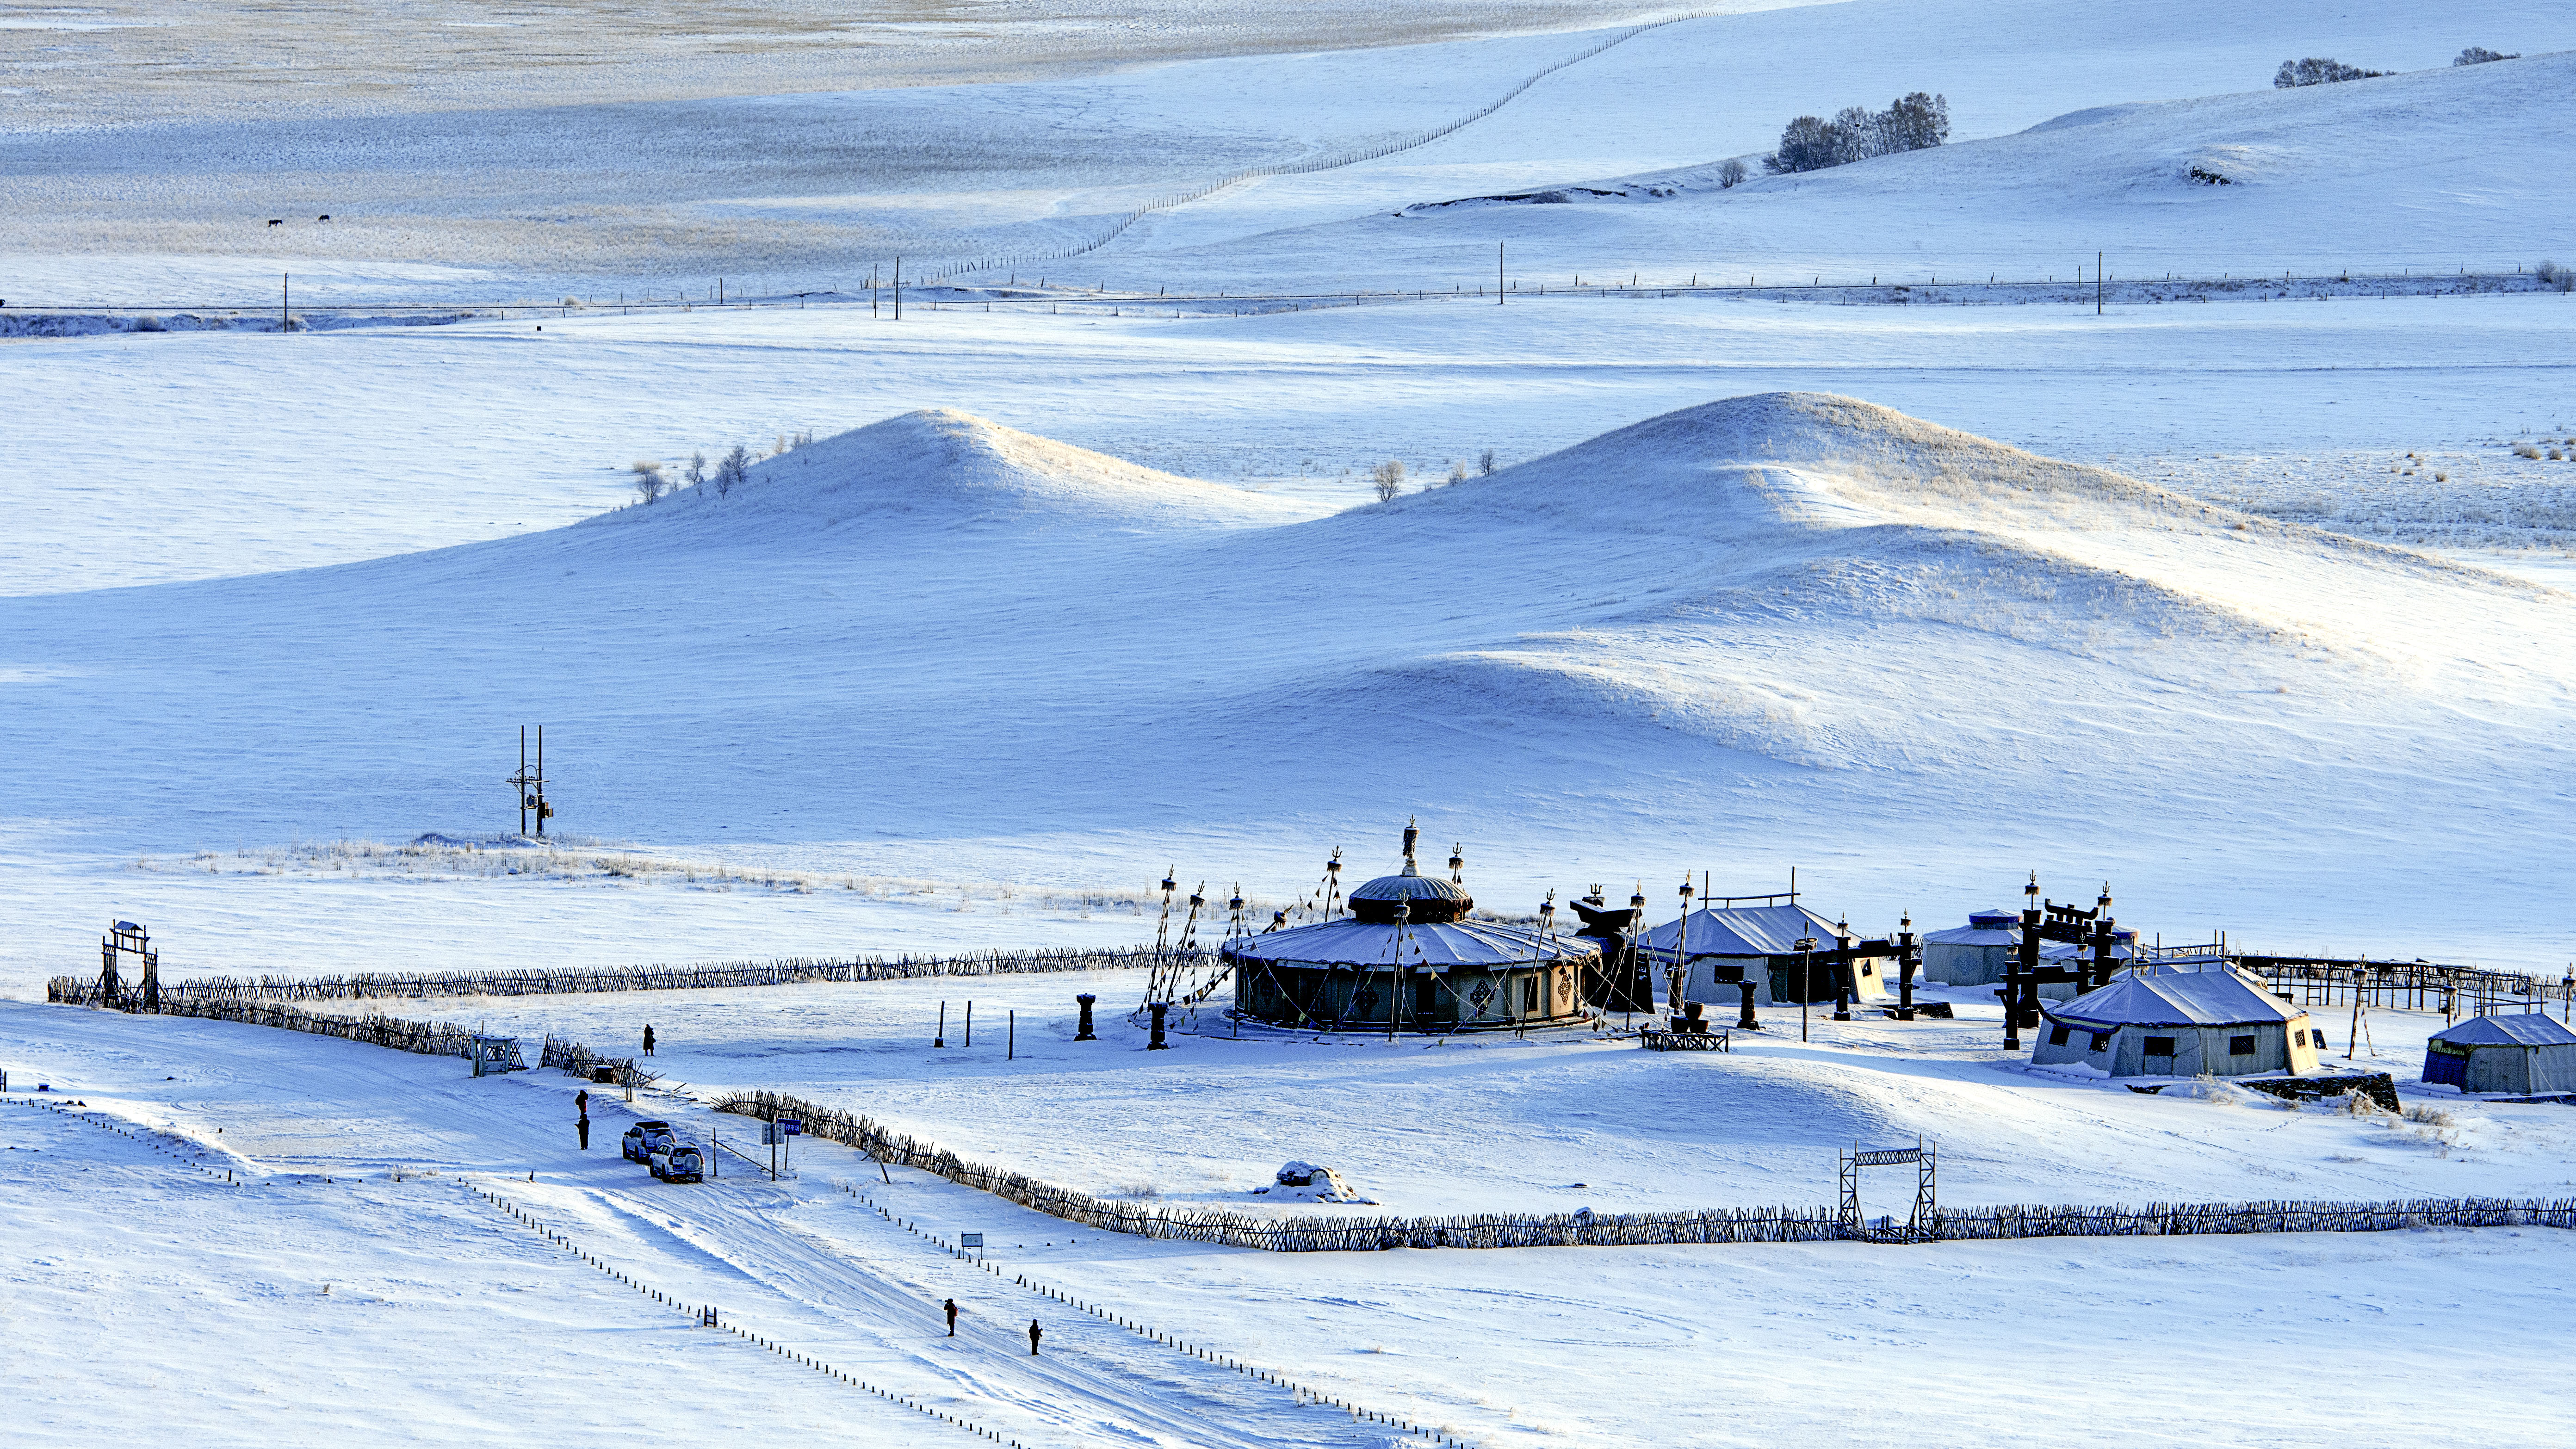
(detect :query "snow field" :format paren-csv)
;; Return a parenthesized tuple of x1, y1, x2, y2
(7, 997, 2572, 1449)
(0, 1096, 956, 1449)
(11, 2, 2573, 301)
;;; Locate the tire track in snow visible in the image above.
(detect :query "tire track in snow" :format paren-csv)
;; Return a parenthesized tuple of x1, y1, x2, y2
(506, 1170, 1373, 1449)
(928, 17, 1690, 284)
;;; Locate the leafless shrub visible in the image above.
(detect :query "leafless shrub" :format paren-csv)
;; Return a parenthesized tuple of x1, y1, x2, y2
(2454, 47, 2517, 66)
(1447, 460, 1468, 485)
(1371, 460, 1406, 502)
(629, 460, 667, 504)
(684, 451, 707, 489)
(716, 443, 751, 497)
(1479, 447, 1498, 476)
(1717, 158, 1748, 188)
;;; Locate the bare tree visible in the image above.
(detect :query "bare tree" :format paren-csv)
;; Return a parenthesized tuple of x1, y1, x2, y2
(1446, 460, 1468, 486)
(1370, 460, 1406, 502)
(1716, 158, 1748, 188)
(1479, 447, 1498, 476)
(629, 460, 667, 504)
(684, 451, 707, 489)
(716, 444, 751, 498)
(2453, 46, 2516, 66)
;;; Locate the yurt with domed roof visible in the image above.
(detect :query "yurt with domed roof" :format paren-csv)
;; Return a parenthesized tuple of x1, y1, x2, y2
(1226, 824, 1599, 1032)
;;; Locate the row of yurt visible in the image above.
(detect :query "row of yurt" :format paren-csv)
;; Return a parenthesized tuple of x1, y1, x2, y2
(2423, 1013, 2576, 1093)
(1635, 903, 1888, 1007)
(1225, 828, 1598, 1032)
(2034, 963, 2324, 1077)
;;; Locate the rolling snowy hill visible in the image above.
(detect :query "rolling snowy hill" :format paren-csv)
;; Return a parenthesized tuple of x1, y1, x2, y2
(4, 394, 2568, 984)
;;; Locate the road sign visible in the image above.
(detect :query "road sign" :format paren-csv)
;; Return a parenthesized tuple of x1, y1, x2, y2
(779, 1119, 803, 1137)
(960, 1232, 984, 1249)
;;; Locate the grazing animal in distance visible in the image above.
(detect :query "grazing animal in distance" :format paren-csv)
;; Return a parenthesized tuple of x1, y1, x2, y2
(266, 218, 283, 226)
(317, 214, 330, 221)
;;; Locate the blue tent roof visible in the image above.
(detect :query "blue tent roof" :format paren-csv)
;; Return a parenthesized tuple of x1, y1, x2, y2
(2044, 966, 2302, 1029)
(1224, 917, 1595, 970)
(2429, 1013, 2576, 1048)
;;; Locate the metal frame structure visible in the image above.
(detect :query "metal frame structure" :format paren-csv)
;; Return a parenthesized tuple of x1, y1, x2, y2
(1839, 1139, 1937, 1243)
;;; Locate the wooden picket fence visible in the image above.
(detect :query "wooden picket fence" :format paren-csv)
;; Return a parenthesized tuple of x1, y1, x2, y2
(47, 943, 1170, 1007)
(710, 1088, 2576, 1253)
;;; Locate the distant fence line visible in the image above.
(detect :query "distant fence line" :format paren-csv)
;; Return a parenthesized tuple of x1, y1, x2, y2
(712, 1088, 2576, 1253)
(46, 944, 1170, 1007)
(9, 266, 2565, 328)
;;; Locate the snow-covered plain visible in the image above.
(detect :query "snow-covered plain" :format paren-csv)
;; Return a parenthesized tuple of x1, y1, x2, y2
(9, 6, 2576, 1443)
(6, 999, 2573, 1449)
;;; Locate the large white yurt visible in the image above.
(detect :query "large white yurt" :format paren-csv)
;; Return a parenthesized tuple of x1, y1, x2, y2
(1636, 904, 1882, 1007)
(2422, 1013, 2576, 1094)
(2034, 965, 2323, 1077)
(1226, 828, 1598, 1033)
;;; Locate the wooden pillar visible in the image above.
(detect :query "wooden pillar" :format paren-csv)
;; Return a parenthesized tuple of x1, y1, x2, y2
(2009, 873, 2041, 1050)
(1832, 920, 1855, 1022)
(1896, 915, 1918, 1021)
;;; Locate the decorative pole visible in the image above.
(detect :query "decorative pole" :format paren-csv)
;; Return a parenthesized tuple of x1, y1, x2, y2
(1672, 875, 1695, 1028)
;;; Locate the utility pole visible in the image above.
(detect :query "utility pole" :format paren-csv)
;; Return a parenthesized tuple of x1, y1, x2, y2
(2097, 250, 2105, 316)
(281, 273, 289, 333)
(1796, 935, 1819, 1042)
(1498, 242, 1505, 305)
(894, 257, 903, 321)
(508, 725, 552, 837)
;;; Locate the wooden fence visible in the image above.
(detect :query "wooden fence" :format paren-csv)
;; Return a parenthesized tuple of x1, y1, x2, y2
(2240, 955, 2574, 1017)
(710, 1088, 2576, 1253)
(47, 943, 1170, 1007)
(134, 992, 649, 1087)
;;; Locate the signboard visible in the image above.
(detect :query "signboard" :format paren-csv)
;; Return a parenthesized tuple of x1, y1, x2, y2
(779, 1119, 803, 1137)
(959, 1233, 985, 1249)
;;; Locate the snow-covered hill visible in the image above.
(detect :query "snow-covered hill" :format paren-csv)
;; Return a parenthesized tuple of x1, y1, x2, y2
(4, 394, 2569, 984)
(1138, 47, 2576, 289)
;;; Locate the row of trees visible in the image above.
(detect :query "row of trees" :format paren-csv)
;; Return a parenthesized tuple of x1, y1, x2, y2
(1370, 448, 1499, 502)
(628, 430, 813, 504)
(1764, 92, 1949, 176)
(2277, 47, 2515, 88)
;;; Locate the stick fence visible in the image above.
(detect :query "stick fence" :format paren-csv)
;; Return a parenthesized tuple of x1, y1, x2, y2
(711, 1089, 2576, 1253)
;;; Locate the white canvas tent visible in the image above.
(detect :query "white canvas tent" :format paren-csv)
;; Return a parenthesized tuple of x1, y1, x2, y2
(1924, 909, 2135, 1000)
(2034, 965, 2322, 1077)
(1637, 904, 1885, 1007)
(2423, 1013, 2576, 1094)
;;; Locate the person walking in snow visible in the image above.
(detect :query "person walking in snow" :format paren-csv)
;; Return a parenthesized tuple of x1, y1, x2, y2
(575, 1090, 591, 1151)
(643, 1024, 656, 1057)
(945, 1298, 959, 1336)
(1028, 1319, 1042, 1356)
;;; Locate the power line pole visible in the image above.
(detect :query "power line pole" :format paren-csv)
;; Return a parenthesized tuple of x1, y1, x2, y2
(508, 725, 553, 837)
(2098, 250, 2105, 316)
(1498, 242, 1505, 305)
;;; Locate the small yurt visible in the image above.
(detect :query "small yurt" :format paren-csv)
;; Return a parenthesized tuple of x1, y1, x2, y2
(2423, 1013, 2576, 1094)
(1226, 828, 1598, 1033)
(1925, 909, 2135, 997)
(2034, 965, 2322, 1077)
(1635, 902, 1879, 1007)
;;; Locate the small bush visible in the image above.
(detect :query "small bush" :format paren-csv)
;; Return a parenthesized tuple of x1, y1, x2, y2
(2514, 443, 2544, 459)
(1446, 460, 1468, 486)
(1371, 460, 1406, 502)
(2453, 46, 2517, 66)
(684, 451, 707, 488)
(2403, 1103, 2455, 1127)
(629, 460, 667, 504)
(1479, 447, 1498, 476)
(130, 314, 165, 332)
(2274, 57, 2385, 88)
(1716, 158, 1748, 188)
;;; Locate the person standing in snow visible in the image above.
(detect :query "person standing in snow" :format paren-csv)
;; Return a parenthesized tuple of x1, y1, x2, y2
(643, 1024, 656, 1057)
(1028, 1319, 1042, 1355)
(944, 1298, 959, 1336)
(575, 1090, 590, 1151)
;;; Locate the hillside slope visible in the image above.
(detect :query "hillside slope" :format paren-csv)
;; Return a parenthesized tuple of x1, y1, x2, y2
(1137, 48, 2576, 288)
(1, 394, 2568, 960)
